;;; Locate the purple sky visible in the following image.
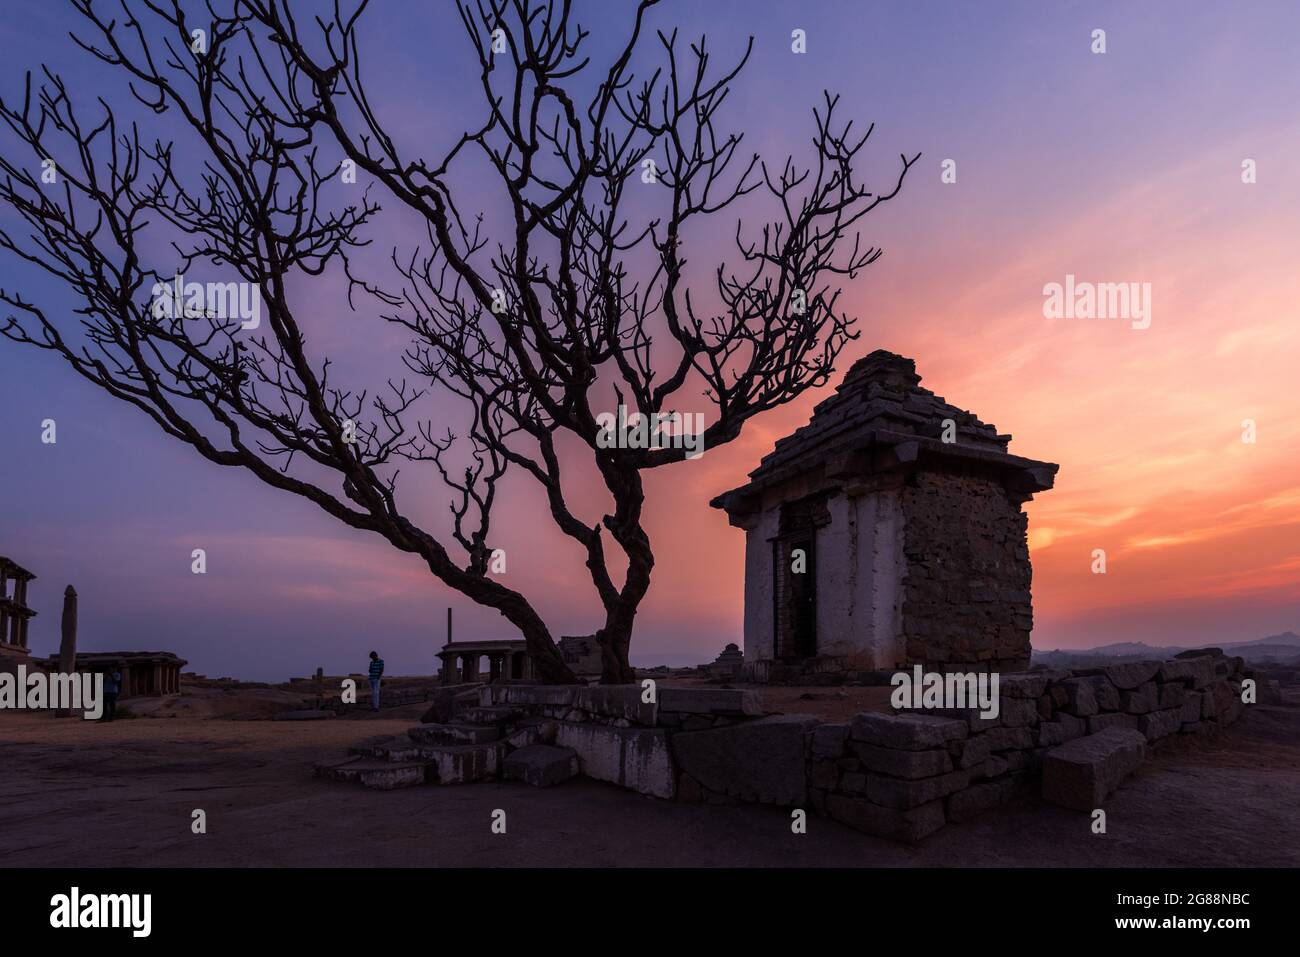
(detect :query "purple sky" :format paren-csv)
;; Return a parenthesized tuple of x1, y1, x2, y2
(2, 1, 1297, 680)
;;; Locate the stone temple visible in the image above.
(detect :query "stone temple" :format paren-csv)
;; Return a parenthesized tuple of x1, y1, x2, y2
(711, 350, 1058, 683)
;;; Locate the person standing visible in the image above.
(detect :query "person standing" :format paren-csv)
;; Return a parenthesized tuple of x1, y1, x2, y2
(102, 666, 122, 721)
(367, 651, 384, 712)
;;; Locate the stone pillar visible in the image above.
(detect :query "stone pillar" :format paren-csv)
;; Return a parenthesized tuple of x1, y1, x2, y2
(488, 654, 501, 683)
(58, 587, 77, 716)
(461, 654, 477, 683)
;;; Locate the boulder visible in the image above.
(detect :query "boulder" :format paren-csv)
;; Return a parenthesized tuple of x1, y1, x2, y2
(1041, 728, 1146, 811)
(671, 714, 818, 805)
(1209, 680, 1235, 717)
(1059, 678, 1099, 716)
(1137, 708, 1182, 742)
(1036, 713, 1087, 747)
(998, 697, 1041, 728)
(1082, 675, 1121, 710)
(1120, 682, 1159, 714)
(952, 734, 991, 770)
(997, 672, 1052, 698)
(1102, 661, 1161, 690)
(1158, 657, 1215, 689)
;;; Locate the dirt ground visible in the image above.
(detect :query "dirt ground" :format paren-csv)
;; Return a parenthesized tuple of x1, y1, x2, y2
(1, 696, 1297, 867)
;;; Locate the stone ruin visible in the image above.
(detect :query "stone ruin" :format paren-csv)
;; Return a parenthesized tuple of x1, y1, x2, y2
(711, 350, 1058, 683)
(0, 555, 37, 666)
(314, 649, 1253, 843)
(37, 651, 187, 698)
(558, 635, 603, 676)
(706, 643, 744, 681)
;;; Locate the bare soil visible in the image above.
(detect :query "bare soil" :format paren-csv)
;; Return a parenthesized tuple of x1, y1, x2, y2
(1, 694, 1296, 867)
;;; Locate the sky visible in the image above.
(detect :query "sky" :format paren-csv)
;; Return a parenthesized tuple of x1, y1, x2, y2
(1, 1, 1297, 680)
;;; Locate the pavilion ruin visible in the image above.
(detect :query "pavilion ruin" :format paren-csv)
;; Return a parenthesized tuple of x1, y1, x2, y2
(0, 556, 37, 659)
(39, 651, 188, 697)
(437, 639, 535, 685)
(710, 350, 1058, 683)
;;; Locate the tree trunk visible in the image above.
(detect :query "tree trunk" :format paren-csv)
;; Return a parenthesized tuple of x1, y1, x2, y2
(596, 628, 637, 684)
(514, 612, 578, 685)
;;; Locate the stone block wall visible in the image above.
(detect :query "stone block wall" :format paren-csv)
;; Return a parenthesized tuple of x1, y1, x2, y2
(475, 652, 1251, 842)
(808, 654, 1249, 841)
(899, 471, 1033, 671)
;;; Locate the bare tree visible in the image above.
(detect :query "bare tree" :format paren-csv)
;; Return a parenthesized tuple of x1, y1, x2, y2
(0, 0, 916, 683)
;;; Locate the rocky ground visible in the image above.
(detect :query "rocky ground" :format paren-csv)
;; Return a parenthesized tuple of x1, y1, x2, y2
(1, 693, 1296, 867)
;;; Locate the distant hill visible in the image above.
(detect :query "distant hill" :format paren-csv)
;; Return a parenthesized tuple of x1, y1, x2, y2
(1034, 631, 1300, 666)
(1224, 631, 1300, 649)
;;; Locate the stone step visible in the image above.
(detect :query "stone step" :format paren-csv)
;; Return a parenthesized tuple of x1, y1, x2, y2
(421, 742, 505, 785)
(457, 705, 522, 725)
(406, 722, 502, 746)
(314, 756, 430, 790)
(347, 734, 428, 762)
(503, 744, 579, 788)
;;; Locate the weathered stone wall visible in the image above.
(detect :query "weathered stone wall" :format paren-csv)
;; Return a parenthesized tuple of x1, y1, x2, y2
(741, 487, 907, 683)
(899, 470, 1033, 671)
(809, 654, 1249, 841)
(465, 652, 1253, 843)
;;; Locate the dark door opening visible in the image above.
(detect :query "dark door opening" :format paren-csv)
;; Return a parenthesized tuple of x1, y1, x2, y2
(787, 537, 817, 659)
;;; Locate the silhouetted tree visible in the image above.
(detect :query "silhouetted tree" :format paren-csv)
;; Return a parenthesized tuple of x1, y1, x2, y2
(0, 0, 916, 682)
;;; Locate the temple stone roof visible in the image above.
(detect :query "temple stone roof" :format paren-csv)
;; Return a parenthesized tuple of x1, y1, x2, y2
(711, 350, 1058, 514)
(0, 557, 36, 580)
